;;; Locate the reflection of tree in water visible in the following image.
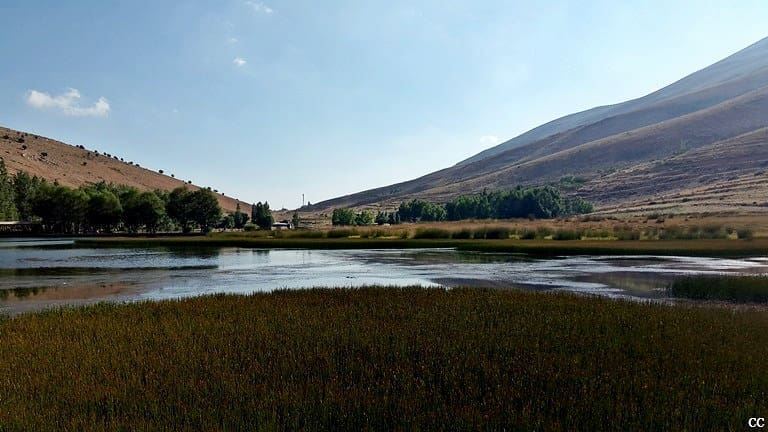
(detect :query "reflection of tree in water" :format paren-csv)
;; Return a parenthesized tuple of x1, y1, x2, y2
(366, 250, 540, 266)
(163, 246, 222, 260)
(0, 286, 49, 300)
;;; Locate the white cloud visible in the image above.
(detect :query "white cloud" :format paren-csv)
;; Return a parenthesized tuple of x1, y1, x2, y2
(479, 135, 502, 147)
(233, 57, 247, 67)
(26, 88, 110, 117)
(227, 37, 239, 44)
(244, 1, 273, 14)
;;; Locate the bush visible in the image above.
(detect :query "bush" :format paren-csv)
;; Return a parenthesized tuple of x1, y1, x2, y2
(737, 228, 755, 240)
(582, 229, 612, 239)
(483, 226, 511, 240)
(327, 228, 358, 238)
(535, 227, 552, 239)
(412, 228, 451, 239)
(615, 226, 641, 241)
(553, 229, 581, 241)
(451, 229, 473, 239)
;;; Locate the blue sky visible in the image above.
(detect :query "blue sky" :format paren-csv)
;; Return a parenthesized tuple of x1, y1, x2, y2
(1, 1, 767, 208)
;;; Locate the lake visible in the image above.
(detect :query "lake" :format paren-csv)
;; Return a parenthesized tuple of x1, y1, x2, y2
(1, 238, 767, 314)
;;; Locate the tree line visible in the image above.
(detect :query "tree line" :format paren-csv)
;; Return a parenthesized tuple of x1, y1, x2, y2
(331, 187, 593, 226)
(0, 159, 228, 234)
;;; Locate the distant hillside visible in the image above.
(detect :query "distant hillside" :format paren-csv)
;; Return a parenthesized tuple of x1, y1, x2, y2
(0, 126, 248, 213)
(312, 36, 768, 215)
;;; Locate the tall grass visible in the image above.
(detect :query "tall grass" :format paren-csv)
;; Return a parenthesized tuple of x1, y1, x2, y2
(668, 275, 768, 303)
(0, 288, 765, 430)
(412, 227, 452, 239)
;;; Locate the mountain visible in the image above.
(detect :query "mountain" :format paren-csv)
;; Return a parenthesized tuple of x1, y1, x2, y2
(312, 36, 768, 214)
(0, 126, 248, 213)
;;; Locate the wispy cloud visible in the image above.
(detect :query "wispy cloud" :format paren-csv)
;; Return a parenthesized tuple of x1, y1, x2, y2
(26, 88, 110, 117)
(233, 57, 247, 67)
(479, 135, 502, 147)
(244, 1, 273, 14)
(227, 37, 239, 44)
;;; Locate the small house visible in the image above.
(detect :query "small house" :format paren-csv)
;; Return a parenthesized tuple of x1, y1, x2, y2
(271, 221, 293, 230)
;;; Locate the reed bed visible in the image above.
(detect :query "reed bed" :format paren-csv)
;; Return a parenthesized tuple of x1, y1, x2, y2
(0, 288, 766, 430)
(217, 222, 752, 242)
(668, 275, 768, 303)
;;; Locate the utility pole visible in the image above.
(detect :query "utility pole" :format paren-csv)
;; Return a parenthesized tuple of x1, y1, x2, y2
(302, 193, 305, 207)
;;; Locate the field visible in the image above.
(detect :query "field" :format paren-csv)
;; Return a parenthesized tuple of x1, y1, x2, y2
(0, 287, 765, 430)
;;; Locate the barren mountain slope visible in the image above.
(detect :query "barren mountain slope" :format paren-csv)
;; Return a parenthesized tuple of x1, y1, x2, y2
(460, 36, 768, 165)
(0, 126, 248, 213)
(582, 128, 768, 214)
(311, 36, 768, 214)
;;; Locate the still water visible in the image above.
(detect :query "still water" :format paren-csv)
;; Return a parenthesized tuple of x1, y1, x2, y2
(1, 238, 767, 314)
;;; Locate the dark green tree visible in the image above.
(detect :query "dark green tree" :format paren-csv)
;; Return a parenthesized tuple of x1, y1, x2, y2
(188, 189, 222, 233)
(87, 190, 122, 232)
(233, 203, 249, 229)
(253, 201, 274, 229)
(354, 210, 374, 226)
(219, 214, 235, 230)
(331, 208, 356, 226)
(12, 171, 42, 221)
(123, 191, 165, 233)
(375, 211, 388, 225)
(167, 187, 194, 233)
(0, 159, 18, 221)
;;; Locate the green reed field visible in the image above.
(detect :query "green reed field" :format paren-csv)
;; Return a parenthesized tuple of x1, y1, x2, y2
(669, 275, 768, 303)
(0, 287, 766, 430)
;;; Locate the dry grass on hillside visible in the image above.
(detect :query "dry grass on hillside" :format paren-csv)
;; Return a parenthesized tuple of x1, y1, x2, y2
(0, 126, 248, 213)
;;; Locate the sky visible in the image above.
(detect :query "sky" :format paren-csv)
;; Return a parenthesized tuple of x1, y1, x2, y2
(1, 1, 767, 209)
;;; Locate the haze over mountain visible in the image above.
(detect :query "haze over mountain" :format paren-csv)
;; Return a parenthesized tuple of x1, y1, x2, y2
(313, 36, 768, 215)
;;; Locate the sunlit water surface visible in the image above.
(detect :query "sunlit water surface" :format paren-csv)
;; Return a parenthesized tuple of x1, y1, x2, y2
(1, 238, 767, 313)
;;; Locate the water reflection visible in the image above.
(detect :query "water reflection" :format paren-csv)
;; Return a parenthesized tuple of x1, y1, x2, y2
(1, 238, 768, 313)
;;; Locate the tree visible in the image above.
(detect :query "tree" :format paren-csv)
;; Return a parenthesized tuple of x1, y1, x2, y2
(331, 208, 356, 226)
(354, 210, 374, 226)
(87, 190, 122, 232)
(188, 189, 222, 233)
(292, 211, 301, 229)
(167, 187, 194, 233)
(0, 159, 18, 221)
(123, 191, 165, 233)
(253, 201, 273, 229)
(375, 211, 389, 225)
(33, 185, 88, 233)
(12, 171, 41, 221)
(219, 214, 235, 230)
(233, 203, 249, 229)
(398, 199, 446, 222)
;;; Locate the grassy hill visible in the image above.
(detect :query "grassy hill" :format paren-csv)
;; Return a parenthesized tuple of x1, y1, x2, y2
(0, 126, 248, 213)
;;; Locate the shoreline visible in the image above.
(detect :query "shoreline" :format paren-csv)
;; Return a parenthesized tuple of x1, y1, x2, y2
(75, 236, 768, 257)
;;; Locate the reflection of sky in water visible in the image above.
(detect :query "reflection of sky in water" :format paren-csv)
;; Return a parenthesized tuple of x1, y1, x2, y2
(1, 238, 768, 310)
